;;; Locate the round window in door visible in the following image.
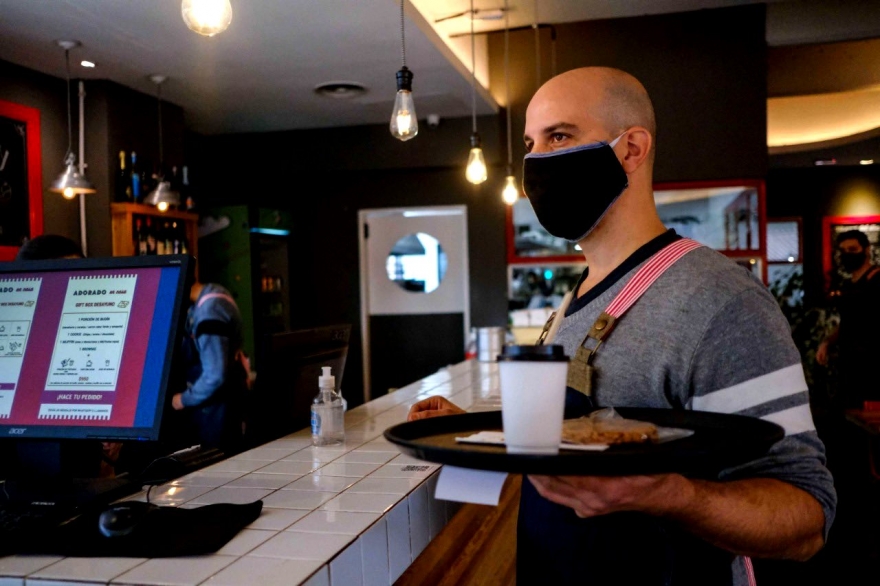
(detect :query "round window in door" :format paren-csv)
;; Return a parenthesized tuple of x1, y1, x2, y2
(386, 232, 448, 293)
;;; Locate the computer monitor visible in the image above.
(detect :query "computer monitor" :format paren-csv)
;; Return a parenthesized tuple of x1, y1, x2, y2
(0, 254, 193, 443)
(247, 324, 351, 446)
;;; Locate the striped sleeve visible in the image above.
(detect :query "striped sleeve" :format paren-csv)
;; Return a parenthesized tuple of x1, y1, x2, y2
(687, 287, 837, 540)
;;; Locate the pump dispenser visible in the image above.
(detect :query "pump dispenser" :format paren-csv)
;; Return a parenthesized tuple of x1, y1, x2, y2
(311, 366, 345, 446)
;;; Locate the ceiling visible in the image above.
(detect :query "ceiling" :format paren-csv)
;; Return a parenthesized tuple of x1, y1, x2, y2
(1, 0, 879, 148)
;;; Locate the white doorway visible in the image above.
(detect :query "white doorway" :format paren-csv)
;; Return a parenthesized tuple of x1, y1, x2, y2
(358, 205, 470, 400)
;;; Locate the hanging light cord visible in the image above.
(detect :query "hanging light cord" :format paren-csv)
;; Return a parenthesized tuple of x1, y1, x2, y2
(64, 48, 73, 160)
(470, 0, 477, 134)
(400, 0, 406, 68)
(533, 0, 540, 91)
(157, 82, 163, 167)
(504, 0, 512, 170)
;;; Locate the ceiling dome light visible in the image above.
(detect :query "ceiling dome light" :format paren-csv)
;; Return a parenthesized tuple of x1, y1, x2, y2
(314, 81, 368, 99)
(182, 0, 232, 37)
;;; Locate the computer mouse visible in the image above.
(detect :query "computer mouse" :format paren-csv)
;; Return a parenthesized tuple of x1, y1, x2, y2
(97, 501, 155, 538)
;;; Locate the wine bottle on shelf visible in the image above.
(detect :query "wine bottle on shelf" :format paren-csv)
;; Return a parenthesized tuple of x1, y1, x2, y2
(132, 216, 142, 254)
(163, 221, 173, 255)
(117, 150, 132, 202)
(137, 217, 148, 256)
(182, 165, 196, 211)
(145, 216, 157, 255)
(130, 151, 141, 203)
(156, 220, 167, 255)
(171, 221, 181, 254)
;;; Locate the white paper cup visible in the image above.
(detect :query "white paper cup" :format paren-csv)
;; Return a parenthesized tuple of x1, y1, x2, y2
(498, 344, 569, 454)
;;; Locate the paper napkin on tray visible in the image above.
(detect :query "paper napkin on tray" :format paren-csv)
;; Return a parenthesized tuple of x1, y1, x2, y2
(455, 431, 609, 452)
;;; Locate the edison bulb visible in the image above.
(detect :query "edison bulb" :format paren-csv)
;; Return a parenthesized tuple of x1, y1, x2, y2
(502, 175, 519, 205)
(182, 0, 232, 37)
(466, 147, 488, 184)
(62, 187, 76, 199)
(390, 90, 418, 141)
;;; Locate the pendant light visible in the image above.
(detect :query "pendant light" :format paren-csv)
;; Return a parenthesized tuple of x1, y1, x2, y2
(501, 0, 518, 205)
(182, 0, 232, 37)
(50, 40, 95, 199)
(465, 0, 487, 185)
(390, 0, 418, 141)
(143, 75, 180, 212)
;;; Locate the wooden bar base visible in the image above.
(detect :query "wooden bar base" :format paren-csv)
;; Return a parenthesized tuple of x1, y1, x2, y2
(395, 474, 521, 586)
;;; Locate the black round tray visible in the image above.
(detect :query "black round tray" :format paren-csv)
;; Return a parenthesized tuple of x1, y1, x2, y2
(384, 408, 784, 476)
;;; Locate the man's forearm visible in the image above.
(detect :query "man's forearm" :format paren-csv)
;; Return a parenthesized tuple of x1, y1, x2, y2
(660, 476, 826, 560)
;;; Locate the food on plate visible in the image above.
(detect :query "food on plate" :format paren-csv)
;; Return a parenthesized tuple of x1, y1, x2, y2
(561, 412, 658, 445)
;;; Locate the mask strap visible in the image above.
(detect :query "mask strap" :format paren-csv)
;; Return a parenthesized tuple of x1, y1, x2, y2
(609, 132, 627, 148)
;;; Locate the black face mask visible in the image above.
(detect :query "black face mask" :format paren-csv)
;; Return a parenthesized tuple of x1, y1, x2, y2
(840, 250, 867, 273)
(522, 136, 629, 242)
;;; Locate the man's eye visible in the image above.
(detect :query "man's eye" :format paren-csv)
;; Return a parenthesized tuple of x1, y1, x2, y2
(550, 133, 568, 143)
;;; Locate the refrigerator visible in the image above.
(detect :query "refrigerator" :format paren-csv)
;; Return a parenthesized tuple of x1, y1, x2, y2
(198, 205, 292, 370)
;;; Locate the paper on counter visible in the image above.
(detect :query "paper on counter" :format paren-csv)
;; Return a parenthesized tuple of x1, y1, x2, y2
(455, 431, 610, 452)
(435, 465, 508, 506)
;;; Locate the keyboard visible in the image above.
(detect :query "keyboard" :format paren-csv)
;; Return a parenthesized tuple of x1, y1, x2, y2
(0, 500, 80, 556)
(0, 475, 141, 555)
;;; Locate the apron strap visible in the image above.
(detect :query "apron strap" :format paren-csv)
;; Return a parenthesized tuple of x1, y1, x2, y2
(566, 238, 703, 397)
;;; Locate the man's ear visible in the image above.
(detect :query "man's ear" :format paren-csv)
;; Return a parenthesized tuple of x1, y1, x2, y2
(618, 127, 652, 174)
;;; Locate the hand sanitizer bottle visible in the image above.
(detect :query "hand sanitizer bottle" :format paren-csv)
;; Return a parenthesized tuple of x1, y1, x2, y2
(311, 366, 344, 446)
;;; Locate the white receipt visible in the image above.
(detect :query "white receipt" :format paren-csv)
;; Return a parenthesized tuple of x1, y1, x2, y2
(455, 431, 609, 452)
(434, 466, 508, 506)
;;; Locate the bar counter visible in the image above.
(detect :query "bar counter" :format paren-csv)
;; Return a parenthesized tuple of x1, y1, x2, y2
(0, 358, 505, 586)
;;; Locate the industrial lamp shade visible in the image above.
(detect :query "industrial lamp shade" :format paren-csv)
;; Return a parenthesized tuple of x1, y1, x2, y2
(50, 154, 96, 199)
(144, 181, 181, 212)
(182, 0, 232, 36)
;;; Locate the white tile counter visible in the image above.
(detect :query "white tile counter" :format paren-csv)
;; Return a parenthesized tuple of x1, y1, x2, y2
(0, 359, 502, 586)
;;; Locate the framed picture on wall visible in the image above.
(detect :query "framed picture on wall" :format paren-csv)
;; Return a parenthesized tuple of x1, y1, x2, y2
(506, 179, 768, 282)
(822, 214, 880, 292)
(0, 99, 43, 260)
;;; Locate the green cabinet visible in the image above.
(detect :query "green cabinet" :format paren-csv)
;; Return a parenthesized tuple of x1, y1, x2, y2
(198, 206, 291, 369)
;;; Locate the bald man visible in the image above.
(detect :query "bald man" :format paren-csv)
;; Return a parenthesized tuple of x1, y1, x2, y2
(408, 67, 835, 585)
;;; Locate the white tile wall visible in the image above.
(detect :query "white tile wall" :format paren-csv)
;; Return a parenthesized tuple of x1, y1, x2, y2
(385, 501, 411, 583)
(407, 484, 430, 560)
(358, 518, 389, 586)
(329, 540, 362, 586)
(0, 360, 497, 586)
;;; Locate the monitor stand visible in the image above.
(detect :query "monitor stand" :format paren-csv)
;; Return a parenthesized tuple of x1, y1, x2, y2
(1, 440, 137, 509)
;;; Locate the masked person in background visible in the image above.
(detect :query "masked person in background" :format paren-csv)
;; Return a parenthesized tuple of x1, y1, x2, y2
(817, 229, 880, 409)
(408, 66, 835, 585)
(171, 281, 249, 454)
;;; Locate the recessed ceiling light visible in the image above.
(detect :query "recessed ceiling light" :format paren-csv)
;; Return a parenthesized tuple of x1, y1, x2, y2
(314, 81, 367, 99)
(860, 159, 874, 165)
(80, 60, 96, 68)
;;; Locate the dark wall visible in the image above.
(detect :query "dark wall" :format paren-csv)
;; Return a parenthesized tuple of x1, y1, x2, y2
(0, 59, 79, 243)
(0, 61, 186, 257)
(487, 4, 769, 183)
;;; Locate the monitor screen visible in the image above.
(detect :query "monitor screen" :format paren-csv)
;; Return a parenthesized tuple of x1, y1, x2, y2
(0, 254, 193, 441)
(248, 324, 351, 445)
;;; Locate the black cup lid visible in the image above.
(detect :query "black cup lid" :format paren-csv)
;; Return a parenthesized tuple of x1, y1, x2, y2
(497, 344, 569, 362)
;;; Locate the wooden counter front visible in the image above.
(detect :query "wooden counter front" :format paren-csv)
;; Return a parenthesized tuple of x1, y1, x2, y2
(396, 475, 520, 586)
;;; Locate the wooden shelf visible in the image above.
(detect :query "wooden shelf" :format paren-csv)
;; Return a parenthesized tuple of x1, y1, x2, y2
(110, 202, 199, 267)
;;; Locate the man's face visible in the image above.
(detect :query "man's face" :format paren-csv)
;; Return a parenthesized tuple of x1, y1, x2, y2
(523, 84, 610, 155)
(838, 238, 866, 258)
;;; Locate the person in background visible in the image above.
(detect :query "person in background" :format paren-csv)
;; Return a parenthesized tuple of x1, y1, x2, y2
(408, 66, 835, 585)
(816, 229, 880, 409)
(171, 280, 248, 454)
(15, 234, 83, 260)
